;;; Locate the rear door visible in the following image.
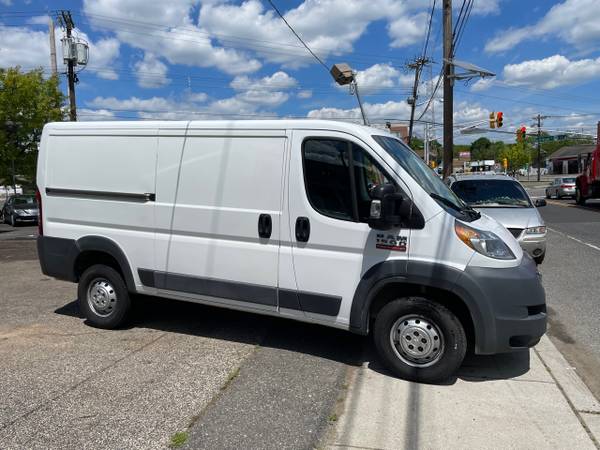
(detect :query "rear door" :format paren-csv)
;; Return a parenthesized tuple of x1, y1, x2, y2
(158, 129, 286, 312)
(285, 130, 410, 327)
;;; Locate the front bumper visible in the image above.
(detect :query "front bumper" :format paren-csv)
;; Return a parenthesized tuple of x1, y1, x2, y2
(457, 255, 547, 355)
(518, 234, 547, 259)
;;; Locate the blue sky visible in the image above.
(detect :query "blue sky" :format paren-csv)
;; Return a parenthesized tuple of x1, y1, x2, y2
(1, 0, 600, 143)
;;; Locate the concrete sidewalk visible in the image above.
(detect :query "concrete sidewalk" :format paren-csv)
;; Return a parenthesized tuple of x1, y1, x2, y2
(327, 336, 600, 449)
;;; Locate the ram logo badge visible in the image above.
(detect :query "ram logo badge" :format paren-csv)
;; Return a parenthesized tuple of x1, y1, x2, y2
(376, 234, 408, 252)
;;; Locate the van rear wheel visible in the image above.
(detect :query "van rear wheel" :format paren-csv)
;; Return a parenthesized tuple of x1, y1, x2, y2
(373, 297, 466, 383)
(78, 264, 131, 329)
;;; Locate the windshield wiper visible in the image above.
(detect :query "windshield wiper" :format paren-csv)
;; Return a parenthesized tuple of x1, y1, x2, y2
(430, 193, 481, 219)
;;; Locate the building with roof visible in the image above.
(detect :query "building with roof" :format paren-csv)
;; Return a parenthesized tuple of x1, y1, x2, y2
(547, 144, 596, 174)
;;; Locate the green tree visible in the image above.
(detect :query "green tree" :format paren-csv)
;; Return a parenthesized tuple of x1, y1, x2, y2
(499, 141, 531, 173)
(0, 67, 64, 188)
(470, 137, 493, 160)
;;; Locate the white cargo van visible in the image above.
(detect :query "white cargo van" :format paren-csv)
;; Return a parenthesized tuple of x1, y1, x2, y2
(36, 120, 546, 382)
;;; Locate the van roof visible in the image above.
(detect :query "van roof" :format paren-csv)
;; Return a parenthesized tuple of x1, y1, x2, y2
(44, 119, 393, 137)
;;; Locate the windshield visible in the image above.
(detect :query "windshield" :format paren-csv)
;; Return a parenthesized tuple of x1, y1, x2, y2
(451, 179, 532, 208)
(13, 196, 36, 205)
(372, 135, 467, 211)
(562, 178, 575, 183)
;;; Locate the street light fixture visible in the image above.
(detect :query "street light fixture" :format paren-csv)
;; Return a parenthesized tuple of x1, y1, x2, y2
(330, 63, 369, 126)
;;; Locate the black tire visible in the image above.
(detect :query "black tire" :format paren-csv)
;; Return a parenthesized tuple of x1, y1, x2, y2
(373, 297, 467, 383)
(10, 214, 17, 227)
(576, 188, 586, 205)
(534, 253, 545, 265)
(78, 264, 131, 329)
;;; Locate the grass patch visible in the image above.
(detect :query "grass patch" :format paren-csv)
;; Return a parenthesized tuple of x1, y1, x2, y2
(328, 413, 338, 423)
(169, 431, 189, 448)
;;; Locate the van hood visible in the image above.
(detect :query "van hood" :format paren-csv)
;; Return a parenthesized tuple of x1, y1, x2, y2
(474, 207, 542, 229)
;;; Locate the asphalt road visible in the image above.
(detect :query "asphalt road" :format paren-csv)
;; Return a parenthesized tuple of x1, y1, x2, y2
(536, 198, 600, 400)
(0, 240, 358, 449)
(0, 223, 38, 241)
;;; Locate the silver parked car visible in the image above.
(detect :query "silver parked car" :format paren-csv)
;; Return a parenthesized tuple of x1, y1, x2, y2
(545, 177, 576, 199)
(448, 174, 547, 264)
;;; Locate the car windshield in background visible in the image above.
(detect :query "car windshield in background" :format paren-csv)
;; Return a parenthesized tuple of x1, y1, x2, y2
(562, 178, 576, 183)
(372, 135, 469, 212)
(451, 179, 532, 208)
(13, 196, 36, 205)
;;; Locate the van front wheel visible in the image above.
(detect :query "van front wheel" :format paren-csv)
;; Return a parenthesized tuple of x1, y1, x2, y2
(373, 297, 466, 383)
(78, 264, 131, 329)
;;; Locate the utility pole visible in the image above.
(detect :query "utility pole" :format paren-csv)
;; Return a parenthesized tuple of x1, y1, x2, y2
(442, 0, 454, 180)
(534, 114, 548, 182)
(48, 17, 57, 76)
(407, 57, 431, 146)
(60, 11, 77, 121)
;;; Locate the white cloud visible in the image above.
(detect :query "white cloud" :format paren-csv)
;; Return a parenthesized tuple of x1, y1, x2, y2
(387, 12, 428, 48)
(485, 0, 600, 53)
(297, 90, 312, 99)
(0, 25, 50, 69)
(26, 15, 52, 26)
(84, 0, 262, 75)
(470, 78, 495, 92)
(198, 0, 427, 67)
(453, 101, 490, 123)
(87, 36, 120, 79)
(134, 53, 170, 88)
(87, 71, 298, 120)
(503, 54, 600, 89)
(471, 0, 502, 15)
(229, 71, 298, 108)
(78, 108, 116, 121)
(189, 92, 208, 103)
(0, 0, 12, 6)
(354, 63, 401, 94)
(0, 24, 120, 80)
(307, 100, 412, 121)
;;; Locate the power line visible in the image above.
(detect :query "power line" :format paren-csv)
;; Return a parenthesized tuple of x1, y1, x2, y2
(265, 0, 330, 73)
(421, 0, 437, 58)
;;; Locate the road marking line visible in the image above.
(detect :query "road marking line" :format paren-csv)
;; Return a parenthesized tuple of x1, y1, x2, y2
(546, 199, 600, 212)
(548, 227, 600, 252)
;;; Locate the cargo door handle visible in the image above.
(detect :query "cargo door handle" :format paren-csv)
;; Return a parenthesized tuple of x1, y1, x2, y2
(295, 216, 310, 242)
(258, 214, 272, 239)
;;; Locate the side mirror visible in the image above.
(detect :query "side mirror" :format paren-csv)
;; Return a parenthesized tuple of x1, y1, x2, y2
(368, 184, 420, 230)
(534, 198, 547, 207)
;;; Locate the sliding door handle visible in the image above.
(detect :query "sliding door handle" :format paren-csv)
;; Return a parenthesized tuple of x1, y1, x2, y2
(295, 216, 310, 242)
(258, 214, 272, 239)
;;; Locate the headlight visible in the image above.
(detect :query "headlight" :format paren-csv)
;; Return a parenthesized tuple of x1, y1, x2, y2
(455, 221, 516, 260)
(526, 226, 546, 235)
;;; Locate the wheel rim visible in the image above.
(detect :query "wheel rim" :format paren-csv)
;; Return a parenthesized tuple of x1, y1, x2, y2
(87, 278, 117, 317)
(390, 315, 445, 368)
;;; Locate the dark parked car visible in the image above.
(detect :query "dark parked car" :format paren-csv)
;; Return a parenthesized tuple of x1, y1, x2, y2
(1, 194, 39, 227)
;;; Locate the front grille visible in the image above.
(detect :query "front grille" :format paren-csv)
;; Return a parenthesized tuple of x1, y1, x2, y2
(507, 228, 523, 238)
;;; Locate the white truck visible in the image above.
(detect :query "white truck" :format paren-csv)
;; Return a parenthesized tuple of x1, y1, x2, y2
(36, 120, 546, 382)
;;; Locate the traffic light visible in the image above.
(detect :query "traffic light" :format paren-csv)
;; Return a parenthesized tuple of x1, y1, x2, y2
(516, 126, 526, 141)
(503, 157, 508, 169)
(496, 111, 503, 128)
(489, 112, 496, 129)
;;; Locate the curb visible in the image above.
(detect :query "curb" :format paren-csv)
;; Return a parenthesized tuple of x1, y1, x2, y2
(535, 335, 600, 447)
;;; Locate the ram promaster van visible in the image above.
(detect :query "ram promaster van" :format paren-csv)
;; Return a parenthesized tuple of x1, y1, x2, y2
(36, 120, 546, 382)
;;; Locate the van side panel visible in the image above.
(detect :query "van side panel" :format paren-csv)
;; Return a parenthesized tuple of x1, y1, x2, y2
(161, 134, 285, 306)
(41, 130, 158, 286)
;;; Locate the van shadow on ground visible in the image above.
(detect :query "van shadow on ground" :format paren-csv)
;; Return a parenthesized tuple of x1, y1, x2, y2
(55, 295, 530, 384)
